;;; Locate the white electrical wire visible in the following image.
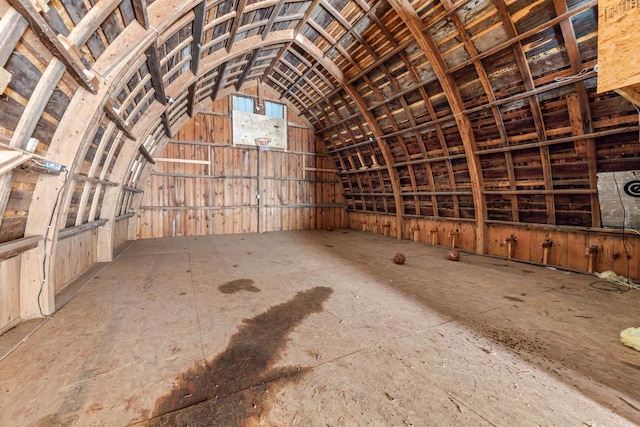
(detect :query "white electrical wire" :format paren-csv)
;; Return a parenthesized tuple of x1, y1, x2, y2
(38, 169, 69, 317)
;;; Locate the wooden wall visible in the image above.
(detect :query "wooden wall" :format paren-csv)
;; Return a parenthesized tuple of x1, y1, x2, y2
(349, 212, 640, 279)
(113, 216, 130, 250)
(137, 94, 346, 238)
(54, 228, 98, 292)
(485, 223, 639, 278)
(0, 255, 20, 334)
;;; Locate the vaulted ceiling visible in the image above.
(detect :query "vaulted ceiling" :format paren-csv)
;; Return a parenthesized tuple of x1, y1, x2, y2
(1, 0, 639, 249)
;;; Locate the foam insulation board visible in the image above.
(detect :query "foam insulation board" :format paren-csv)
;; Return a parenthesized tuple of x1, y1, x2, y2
(597, 171, 640, 229)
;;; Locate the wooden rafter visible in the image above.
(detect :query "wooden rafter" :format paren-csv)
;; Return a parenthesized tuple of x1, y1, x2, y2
(260, 0, 321, 83)
(262, 0, 285, 40)
(132, 0, 149, 30)
(235, 48, 262, 91)
(146, 41, 167, 106)
(104, 100, 136, 140)
(447, 0, 597, 75)
(226, 0, 248, 53)
(187, 0, 207, 117)
(492, 0, 555, 224)
(552, 0, 600, 228)
(211, 62, 228, 101)
(7, 0, 97, 94)
(161, 111, 172, 138)
(0, 6, 27, 65)
(442, 0, 518, 221)
(387, 0, 486, 252)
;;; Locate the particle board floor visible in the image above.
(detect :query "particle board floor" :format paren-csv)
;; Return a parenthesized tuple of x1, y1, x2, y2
(1, 230, 639, 426)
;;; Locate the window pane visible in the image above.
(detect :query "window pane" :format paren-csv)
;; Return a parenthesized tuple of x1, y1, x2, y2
(265, 100, 284, 118)
(234, 95, 254, 113)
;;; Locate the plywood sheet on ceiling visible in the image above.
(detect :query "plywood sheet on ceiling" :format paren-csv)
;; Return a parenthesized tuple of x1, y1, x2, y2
(597, 0, 640, 92)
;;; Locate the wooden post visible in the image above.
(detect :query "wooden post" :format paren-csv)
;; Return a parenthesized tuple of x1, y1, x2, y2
(429, 228, 438, 245)
(448, 230, 459, 249)
(409, 225, 420, 242)
(257, 146, 265, 233)
(541, 238, 553, 265)
(505, 234, 517, 259)
(585, 245, 598, 273)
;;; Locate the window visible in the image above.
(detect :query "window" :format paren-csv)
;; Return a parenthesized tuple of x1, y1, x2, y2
(232, 95, 255, 113)
(264, 100, 285, 119)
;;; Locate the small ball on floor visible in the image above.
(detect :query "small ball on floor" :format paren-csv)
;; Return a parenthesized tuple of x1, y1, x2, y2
(447, 249, 460, 261)
(393, 252, 406, 264)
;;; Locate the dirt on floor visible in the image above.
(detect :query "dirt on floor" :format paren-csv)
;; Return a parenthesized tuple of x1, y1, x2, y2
(147, 286, 333, 426)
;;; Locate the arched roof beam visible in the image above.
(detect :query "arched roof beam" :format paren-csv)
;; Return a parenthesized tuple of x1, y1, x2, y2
(293, 33, 405, 237)
(387, 0, 486, 252)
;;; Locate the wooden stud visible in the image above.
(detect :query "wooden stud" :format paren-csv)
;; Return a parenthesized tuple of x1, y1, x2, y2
(429, 228, 439, 246)
(585, 245, 599, 273)
(409, 225, 420, 242)
(542, 238, 553, 265)
(448, 230, 459, 249)
(505, 234, 517, 259)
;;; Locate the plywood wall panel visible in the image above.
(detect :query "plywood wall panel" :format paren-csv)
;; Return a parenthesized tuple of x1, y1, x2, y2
(113, 216, 129, 249)
(54, 229, 98, 291)
(0, 255, 20, 334)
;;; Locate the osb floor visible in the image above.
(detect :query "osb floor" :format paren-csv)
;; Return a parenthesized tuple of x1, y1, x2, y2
(1, 230, 639, 426)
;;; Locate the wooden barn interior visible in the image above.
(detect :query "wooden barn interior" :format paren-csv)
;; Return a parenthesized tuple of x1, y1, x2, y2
(1, 0, 640, 425)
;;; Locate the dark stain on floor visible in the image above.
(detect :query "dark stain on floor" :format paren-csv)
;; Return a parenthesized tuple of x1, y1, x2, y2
(218, 279, 260, 294)
(146, 286, 333, 426)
